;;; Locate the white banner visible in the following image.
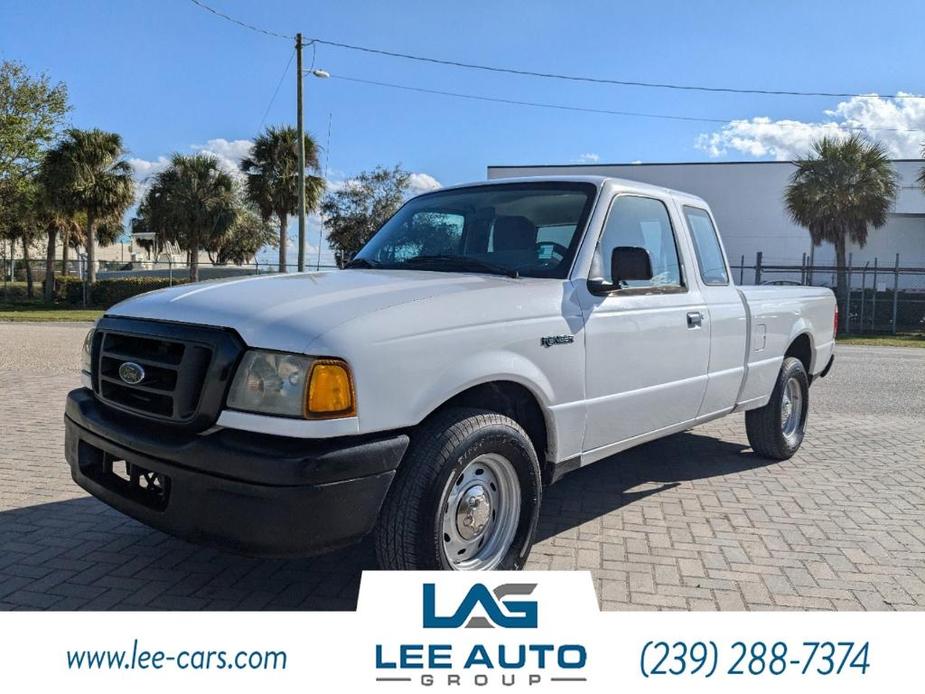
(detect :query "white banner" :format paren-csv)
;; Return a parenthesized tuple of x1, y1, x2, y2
(0, 571, 918, 692)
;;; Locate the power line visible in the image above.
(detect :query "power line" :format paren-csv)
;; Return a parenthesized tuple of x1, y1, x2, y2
(257, 47, 295, 130)
(317, 112, 333, 271)
(332, 74, 729, 125)
(315, 41, 924, 101)
(188, 0, 925, 100)
(189, 0, 292, 40)
(330, 74, 925, 134)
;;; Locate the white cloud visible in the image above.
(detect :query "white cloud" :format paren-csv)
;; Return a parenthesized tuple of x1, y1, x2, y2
(126, 156, 170, 204)
(128, 138, 254, 189)
(696, 93, 925, 160)
(190, 138, 253, 180)
(575, 152, 600, 164)
(193, 137, 254, 162)
(406, 172, 441, 195)
(127, 155, 169, 179)
(323, 170, 441, 198)
(322, 174, 351, 194)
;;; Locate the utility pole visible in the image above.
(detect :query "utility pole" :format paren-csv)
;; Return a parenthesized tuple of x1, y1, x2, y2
(296, 32, 306, 272)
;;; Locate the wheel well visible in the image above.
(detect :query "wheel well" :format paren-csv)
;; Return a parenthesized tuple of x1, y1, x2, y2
(430, 381, 549, 465)
(785, 333, 812, 375)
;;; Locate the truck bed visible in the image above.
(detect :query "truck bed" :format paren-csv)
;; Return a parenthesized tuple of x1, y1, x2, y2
(735, 285, 837, 410)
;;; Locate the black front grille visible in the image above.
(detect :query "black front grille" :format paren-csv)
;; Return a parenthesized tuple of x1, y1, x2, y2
(91, 316, 244, 431)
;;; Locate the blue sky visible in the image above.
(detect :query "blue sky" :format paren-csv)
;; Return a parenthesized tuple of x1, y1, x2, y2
(4, 0, 925, 261)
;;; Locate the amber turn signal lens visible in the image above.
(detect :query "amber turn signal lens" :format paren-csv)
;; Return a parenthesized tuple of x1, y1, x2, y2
(306, 360, 356, 417)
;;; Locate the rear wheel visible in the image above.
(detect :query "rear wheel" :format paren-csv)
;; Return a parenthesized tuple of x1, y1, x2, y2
(745, 357, 809, 460)
(375, 408, 542, 570)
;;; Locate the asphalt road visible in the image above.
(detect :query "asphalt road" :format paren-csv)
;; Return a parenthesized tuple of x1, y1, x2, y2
(811, 345, 925, 416)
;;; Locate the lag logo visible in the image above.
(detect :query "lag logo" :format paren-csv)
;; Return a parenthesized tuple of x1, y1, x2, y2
(423, 583, 537, 629)
(374, 580, 588, 686)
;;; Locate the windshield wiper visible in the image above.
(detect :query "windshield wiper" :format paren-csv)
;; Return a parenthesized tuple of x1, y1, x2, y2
(344, 257, 382, 269)
(397, 255, 520, 279)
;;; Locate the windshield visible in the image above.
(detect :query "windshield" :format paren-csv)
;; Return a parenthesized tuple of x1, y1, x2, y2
(350, 182, 598, 279)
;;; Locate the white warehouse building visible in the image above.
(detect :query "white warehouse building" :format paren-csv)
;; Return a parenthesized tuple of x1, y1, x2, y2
(487, 160, 925, 282)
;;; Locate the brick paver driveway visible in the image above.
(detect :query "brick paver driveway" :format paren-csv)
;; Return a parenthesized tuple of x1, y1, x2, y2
(1, 323, 923, 610)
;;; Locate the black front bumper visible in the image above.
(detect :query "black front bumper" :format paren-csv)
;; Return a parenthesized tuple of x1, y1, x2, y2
(65, 388, 408, 557)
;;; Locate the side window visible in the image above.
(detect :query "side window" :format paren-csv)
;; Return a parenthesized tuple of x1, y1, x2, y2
(683, 206, 729, 285)
(596, 196, 683, 289)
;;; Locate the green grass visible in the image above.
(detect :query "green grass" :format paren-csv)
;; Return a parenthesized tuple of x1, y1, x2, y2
(837, 334, 925, 348)
(0, 302, 102, 322)
(1, 283, 103, 322)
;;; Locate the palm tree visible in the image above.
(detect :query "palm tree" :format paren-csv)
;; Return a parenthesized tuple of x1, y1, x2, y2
(44, 129, 135, 283)
(208, 205, 275, 266)
(37, 151, 80, 300)
(0, 177, 39, 298)
(240, 126, 324, 272)
(133, 154, 237, 282)
(38, 201, 80, 301)
(785, 134, 898, 313)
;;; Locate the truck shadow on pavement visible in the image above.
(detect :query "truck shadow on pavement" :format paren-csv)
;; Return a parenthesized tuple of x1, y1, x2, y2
(0, 430, 777, 611)
(535, 430, 777, 543)
(0, 497, 377, 611)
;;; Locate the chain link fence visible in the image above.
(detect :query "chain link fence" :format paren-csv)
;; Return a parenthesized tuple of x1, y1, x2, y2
(5, 250, 923, 335)
(1, 255, 341, 307)
(730, 252, 925, 335)
(2, 257, 340, 283)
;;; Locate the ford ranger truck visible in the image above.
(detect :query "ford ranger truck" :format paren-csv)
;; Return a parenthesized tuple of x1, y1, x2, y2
(65, 176, 836, 571)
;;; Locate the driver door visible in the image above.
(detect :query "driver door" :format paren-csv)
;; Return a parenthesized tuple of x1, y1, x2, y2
(578, 194, 710, 456)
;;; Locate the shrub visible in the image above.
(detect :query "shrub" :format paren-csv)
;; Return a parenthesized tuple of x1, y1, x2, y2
(0, 282, 33, 302)
(55, 276, 189, 308)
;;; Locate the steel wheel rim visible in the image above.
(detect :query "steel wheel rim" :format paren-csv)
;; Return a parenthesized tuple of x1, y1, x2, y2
(440, 453, 521, 571)
(781, 376, 804, 438)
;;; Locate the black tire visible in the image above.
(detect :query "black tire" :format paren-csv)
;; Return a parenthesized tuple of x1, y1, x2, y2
(375, 407, 542, 571)
(745, 356, 810, 460)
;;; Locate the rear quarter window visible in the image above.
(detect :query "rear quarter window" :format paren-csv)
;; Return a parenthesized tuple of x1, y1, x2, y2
(683, 206, 729, 286)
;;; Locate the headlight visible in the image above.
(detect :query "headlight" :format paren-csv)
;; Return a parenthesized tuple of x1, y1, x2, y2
(226, 350, 356, 419)
(81, 328, 95, 374)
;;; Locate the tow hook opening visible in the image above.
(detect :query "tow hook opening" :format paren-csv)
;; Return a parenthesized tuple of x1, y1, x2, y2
(77, 440, 172, 511)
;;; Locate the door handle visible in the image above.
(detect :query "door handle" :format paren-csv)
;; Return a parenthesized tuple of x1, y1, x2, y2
(687, 311, 703, 328)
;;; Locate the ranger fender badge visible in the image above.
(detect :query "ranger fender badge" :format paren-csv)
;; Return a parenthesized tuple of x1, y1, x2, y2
(541, 335, 574, 348)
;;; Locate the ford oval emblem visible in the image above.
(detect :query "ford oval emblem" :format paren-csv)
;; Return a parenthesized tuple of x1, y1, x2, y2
(118, 361, 145, 385)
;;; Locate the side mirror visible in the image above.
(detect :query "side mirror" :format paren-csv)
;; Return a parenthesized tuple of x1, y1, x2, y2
(611, 246, 652, 284)
(587, 246, 653, 294)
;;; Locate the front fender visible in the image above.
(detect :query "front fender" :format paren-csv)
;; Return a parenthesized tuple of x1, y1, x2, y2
(406, 350, 567, 461)
(408, 349, 554, 422)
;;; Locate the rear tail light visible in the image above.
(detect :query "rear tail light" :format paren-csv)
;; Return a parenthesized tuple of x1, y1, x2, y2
(834, 303, 839, 339)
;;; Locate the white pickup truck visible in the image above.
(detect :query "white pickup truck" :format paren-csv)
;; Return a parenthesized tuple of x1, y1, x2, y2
(66, 176, 836, 571)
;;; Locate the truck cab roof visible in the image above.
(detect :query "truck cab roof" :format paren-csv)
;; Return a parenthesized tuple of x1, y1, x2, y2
(438, 174, 711, 209)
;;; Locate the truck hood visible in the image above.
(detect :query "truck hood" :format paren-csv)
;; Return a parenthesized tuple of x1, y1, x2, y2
(107, 269, 527, 353)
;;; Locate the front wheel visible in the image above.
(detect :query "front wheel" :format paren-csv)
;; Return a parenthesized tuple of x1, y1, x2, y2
(745, 357, 810, 460)
(374, 408, 542, 570)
